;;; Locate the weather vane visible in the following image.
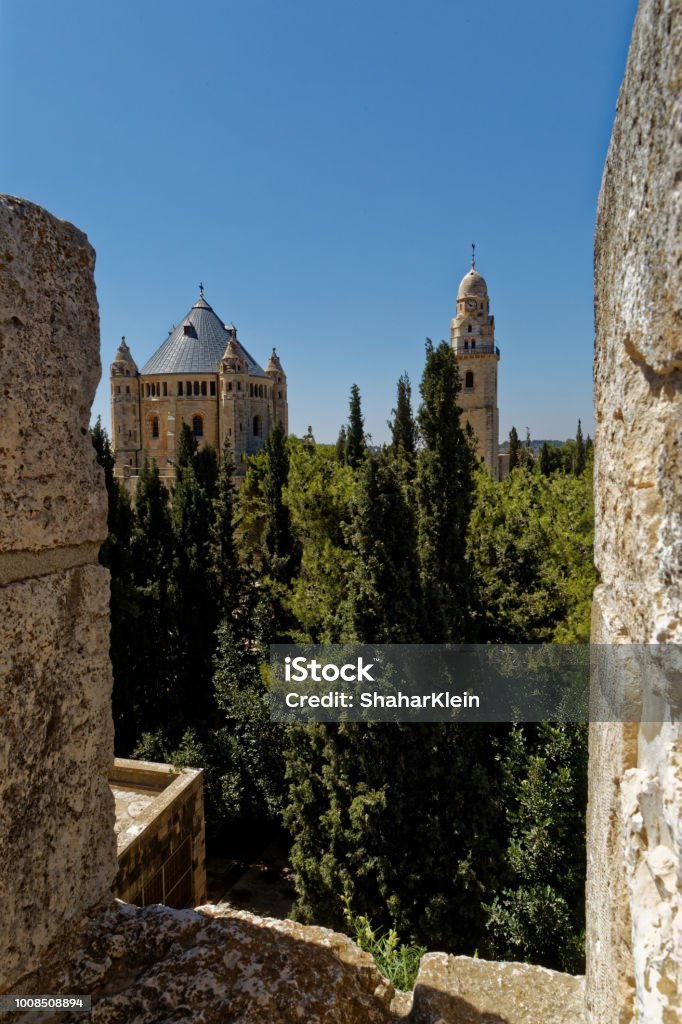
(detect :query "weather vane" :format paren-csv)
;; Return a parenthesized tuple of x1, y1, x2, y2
(199, 281, 204, 298)
(471, 243, 476, 270)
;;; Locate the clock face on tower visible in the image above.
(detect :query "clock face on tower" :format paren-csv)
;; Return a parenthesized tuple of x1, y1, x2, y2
(466, 299, 477, 310)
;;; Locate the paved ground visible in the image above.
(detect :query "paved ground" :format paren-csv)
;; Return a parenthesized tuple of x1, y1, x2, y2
(206, 835, 296, 919)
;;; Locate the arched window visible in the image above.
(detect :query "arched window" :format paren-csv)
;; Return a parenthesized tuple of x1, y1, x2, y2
(465, 371, 474, 390)
(253, 414, 262, 438)
(468, 324, 472, 333)
(193, 381, 200, 396)
(464, 341, 469, 351)
(192, 415, 203, 439)
(471, 340, 476, 351)
(201, 381, 207, 396)
(151, 416, 159, 438)
(178, 382, 183, 396)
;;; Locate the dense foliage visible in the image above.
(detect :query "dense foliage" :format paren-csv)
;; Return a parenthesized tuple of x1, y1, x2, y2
(93, 350, 594, 970)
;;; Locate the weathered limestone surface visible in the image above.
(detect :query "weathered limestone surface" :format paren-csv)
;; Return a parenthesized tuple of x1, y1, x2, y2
(15, 901, 584, 1024)
(0, 195, 105, 573)
(25, 902, 399, 1024)
(587, 1, 682, 1021)
(410, 953, 584, 1024)
(0, 197, 117, 991)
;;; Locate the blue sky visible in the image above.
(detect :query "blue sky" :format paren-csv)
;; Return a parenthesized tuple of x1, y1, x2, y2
(1, 0, 638, 444)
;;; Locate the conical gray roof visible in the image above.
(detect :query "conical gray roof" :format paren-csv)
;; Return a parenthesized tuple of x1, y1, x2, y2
(140, 295, 268, 377)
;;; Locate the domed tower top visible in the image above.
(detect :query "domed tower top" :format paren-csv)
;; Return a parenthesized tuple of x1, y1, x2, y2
(457, 244, 489, 302)
(110, 336, 138, 376)
(457, 268, 489, 300)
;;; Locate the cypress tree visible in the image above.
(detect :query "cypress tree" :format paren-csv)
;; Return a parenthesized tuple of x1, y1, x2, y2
(574, 419, 586, 476)
(92, 420, 137, 753)
(128, 457, 178, 744)
(211, 439, 242, 622)
(285, 719, 503, 954)
(508, 426, 520, 471)
(176, 422, 198, 470)
(585, 433, 594, 469)
(262, 421, 298, 585)
(346, 450, 422, 642)
(335, 425, 347, 464)
(171, 448, 217, 727)
(195, 443, 219, 501)
(539, 441, 552, 477)
(416, 340, 476, 642)
(345, 383, 367, 468)
(389, 373, 417, 458)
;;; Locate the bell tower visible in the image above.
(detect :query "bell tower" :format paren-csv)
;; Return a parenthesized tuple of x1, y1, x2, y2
(110, 337, 141, 479)
(451, 249, 500, 479)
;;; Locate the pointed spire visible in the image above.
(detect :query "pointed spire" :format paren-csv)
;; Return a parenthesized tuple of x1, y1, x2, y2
(266, 347, 284, 374)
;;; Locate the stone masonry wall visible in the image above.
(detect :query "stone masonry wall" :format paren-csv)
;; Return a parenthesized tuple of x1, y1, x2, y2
(0, 196, 117, 991)
(587, 1, 682, 1021)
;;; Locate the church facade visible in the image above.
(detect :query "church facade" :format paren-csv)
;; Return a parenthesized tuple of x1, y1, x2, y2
(450, 259, 504, 480)
(110, 290, 288, 484)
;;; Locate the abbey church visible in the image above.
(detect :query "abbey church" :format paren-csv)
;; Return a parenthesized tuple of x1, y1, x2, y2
(111, 261, 502, 482)
(110, 290, 288, 484)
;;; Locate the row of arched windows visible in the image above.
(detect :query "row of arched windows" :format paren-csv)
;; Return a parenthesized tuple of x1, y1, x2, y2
(177, 380, 217, 397)
(149, 415, 203, 440)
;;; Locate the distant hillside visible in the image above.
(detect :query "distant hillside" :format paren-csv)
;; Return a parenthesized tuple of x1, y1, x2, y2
(498, 439, 567, 454)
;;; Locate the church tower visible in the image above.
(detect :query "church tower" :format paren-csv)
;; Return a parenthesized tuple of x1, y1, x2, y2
(451, 253, 500, 479)
(110, 337, 141, 479)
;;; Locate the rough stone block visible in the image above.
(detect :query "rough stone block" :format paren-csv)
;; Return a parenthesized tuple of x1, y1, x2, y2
(0, 195, 106, 566)
(410, 953, 585, 1024)
(0, 566, 117, 991)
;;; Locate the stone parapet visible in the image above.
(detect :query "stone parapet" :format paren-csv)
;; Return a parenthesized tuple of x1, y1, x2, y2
(11, 901, 584, 1024)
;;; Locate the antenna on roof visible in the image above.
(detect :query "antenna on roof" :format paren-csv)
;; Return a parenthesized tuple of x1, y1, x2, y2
(471, 243, 476, 270)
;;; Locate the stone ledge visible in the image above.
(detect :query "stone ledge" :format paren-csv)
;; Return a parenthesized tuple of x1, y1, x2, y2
(0, 543, 103, 587)
(7, 900, 585, 1024)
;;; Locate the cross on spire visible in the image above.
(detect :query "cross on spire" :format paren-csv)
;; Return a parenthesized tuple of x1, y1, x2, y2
(471, 243, 476, 270)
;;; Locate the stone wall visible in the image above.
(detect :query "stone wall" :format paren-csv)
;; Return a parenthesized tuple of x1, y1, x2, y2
(0, 196, 117, 991)
(112, 758, 206, 908)
(587, 1, 682, 1021)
